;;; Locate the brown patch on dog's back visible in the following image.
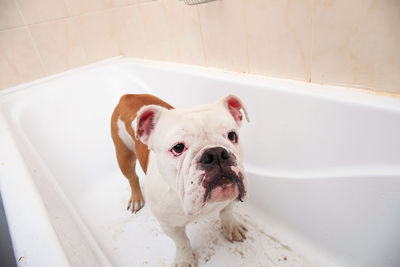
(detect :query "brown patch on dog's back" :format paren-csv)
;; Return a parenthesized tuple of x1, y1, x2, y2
(111, 94, 173, 213)
(111, 94, 173, 173)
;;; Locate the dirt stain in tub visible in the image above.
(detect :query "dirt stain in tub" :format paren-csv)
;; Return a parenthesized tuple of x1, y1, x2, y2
(197, 211, 307, 265)
(233, 247, 245, 259)
(199, 231, 218, 263)
(18, 256, 26, 267)
(108, 216, 131, 241)
(238, 213, 293, 252)
(260, 229, 293, 252)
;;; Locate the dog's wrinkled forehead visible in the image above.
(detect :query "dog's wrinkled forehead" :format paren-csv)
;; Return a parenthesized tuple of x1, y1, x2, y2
(154, 104, 236, 145)
(134, 94, 249, 149)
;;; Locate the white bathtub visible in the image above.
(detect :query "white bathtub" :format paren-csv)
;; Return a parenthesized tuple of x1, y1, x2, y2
(0, 57, 399, 267)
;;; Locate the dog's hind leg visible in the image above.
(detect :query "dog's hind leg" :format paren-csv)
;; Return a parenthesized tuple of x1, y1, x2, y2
(116, 145, 144, 213)
(111, 112, 145, 213)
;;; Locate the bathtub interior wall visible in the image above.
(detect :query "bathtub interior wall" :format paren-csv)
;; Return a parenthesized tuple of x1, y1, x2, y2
(1, 59, 400, 267)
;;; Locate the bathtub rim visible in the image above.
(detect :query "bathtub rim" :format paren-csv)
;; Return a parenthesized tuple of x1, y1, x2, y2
(0, 113, 71, 267)
(1, 57, 400, 109)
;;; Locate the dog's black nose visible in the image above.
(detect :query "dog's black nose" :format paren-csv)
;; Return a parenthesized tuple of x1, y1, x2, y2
(199, 147, 231, 167)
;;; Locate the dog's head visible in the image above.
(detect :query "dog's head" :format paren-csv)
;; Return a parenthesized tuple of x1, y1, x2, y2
(134, 95, 249, 215)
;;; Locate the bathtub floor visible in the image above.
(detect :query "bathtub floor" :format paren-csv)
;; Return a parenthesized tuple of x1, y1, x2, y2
(73, 168, 314, 267)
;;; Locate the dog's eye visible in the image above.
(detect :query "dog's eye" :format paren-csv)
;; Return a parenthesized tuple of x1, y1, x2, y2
(228, 131, 238, 143)
(171, 143, 186, 156)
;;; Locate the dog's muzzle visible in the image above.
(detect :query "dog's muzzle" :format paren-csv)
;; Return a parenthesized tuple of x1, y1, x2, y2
(198, 147, 246, 203)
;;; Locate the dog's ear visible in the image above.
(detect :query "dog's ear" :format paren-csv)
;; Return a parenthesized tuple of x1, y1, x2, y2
(134, 105, 167, 144)
(220, 94, 250, 126)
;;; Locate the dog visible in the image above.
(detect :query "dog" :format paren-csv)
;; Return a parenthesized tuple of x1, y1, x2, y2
(111, 94, 249, 266)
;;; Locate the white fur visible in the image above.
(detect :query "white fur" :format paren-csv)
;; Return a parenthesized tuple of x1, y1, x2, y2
(140, 95, 249, 267)
(117, 118, 135, 152)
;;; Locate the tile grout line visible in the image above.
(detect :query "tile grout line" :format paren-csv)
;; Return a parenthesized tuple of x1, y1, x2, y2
(196, 6, 208, 67)
(64, 0, 72, 17)
(12, 0, 49, 75)
(61, 0, 93, 65)
(309, 0, 314, 83)
(0, 25, 25, 33)
(160, 0, 177, 62)
(241, 0, 250, 73)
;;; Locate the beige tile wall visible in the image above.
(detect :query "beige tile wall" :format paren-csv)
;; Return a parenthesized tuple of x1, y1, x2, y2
(0, 0, 399, 94)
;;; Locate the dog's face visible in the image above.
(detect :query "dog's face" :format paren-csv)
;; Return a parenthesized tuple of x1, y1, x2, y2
(134, 95, 249, 215)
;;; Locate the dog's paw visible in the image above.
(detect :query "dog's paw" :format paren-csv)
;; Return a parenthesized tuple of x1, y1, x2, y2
(221, 217, 248, 242)
(172, 252, 197, 267)
(126, 193, 144, 213)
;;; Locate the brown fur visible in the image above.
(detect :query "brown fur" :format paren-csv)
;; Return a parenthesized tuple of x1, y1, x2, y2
(111, 94, 173, 212)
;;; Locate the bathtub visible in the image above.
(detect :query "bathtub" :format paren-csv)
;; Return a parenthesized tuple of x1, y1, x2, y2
(0, 57, 399, 267)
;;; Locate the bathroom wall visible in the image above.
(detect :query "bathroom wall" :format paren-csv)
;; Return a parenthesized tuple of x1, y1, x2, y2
(1, 0, 399, 94)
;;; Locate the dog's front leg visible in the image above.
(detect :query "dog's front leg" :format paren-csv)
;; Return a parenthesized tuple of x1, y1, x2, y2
(220, 202, 248, 242)
(160, 223, 197, 267)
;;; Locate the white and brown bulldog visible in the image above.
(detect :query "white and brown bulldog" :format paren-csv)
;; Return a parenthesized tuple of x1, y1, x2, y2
(111, 94, 249, 267)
